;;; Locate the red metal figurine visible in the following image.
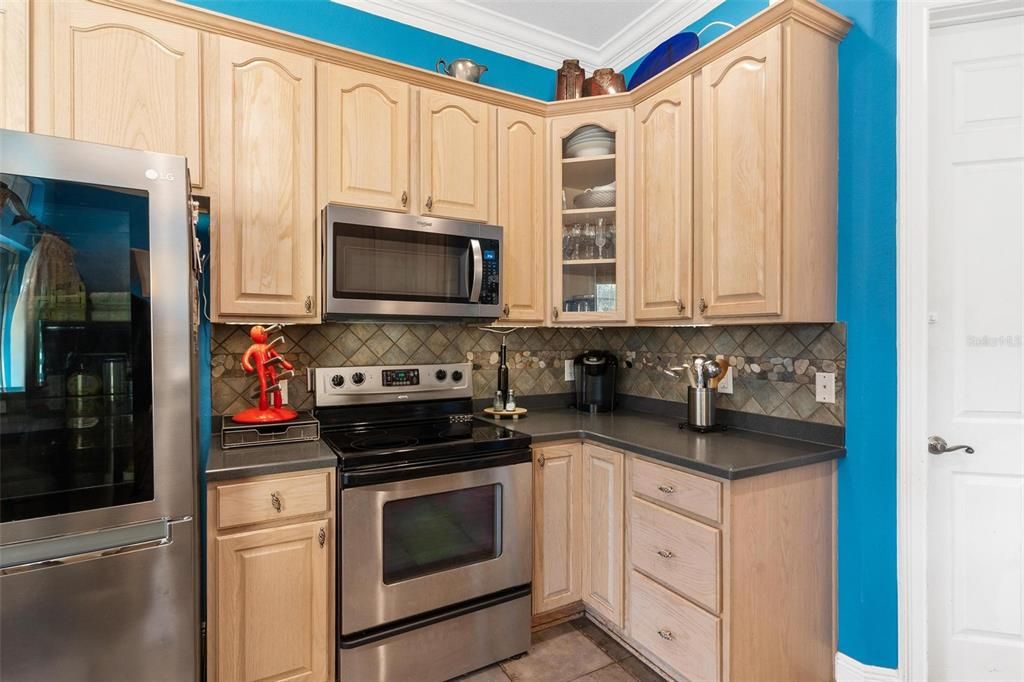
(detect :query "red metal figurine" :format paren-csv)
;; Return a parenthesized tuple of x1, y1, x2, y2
(232, 324, 298, 424)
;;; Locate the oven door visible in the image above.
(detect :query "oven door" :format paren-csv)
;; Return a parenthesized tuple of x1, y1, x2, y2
(340, 458, 531, 635)
(324, 204, 501, 318)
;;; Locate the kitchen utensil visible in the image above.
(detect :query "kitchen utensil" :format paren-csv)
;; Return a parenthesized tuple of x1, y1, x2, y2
(584, 68, 626, 96)
(704, 359, 722, 382)
(436, 58, 487, 82)
(664, 364, 695, 388)
(555, 59, 585, 100)
(692, 357, 706, 388)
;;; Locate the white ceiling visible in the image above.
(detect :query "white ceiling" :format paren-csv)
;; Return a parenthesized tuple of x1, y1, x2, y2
(332, 0, 725, 73)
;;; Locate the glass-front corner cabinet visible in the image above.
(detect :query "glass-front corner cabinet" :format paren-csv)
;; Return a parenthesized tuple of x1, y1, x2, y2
(550, 110, 629, 324)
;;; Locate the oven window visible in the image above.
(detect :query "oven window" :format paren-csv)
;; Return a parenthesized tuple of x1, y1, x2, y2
(382, 483, 501, 584)
(333, 223, 471, 302)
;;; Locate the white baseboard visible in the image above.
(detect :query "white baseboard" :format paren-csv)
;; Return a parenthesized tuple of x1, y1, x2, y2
(835, 652, 900, 682)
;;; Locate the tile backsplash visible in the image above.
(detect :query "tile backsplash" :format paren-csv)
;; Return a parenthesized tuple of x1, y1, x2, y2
(210, 322, 845, 426)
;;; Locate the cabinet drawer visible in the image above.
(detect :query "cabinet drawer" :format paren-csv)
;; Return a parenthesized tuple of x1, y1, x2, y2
(631, 457, 721, 522)
(215, 471, 332, 529)
(630, 496, 720, 612)
(629, 570, 720, 682)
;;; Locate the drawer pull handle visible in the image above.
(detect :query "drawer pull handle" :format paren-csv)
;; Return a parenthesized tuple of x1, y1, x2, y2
(658, 629, 674, 641)
(318, 527, 326, 548)
(270, 491, 282, 512)
(657, 485, 676, 494)
(657, 549, 675, 559)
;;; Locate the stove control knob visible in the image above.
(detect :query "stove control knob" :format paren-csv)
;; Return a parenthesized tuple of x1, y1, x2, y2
(435, 369, 447, 382)
(351, 372, 365, 386)
(330, 374, 345, 388)
(451, 370, 463, 383)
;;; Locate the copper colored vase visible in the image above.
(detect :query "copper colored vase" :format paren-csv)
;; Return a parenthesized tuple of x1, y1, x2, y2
(583, 68, 626, 96)
(555, 59, 585, 100)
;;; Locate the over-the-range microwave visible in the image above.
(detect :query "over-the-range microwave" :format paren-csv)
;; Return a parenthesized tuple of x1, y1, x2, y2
(323, 204, 502, 319)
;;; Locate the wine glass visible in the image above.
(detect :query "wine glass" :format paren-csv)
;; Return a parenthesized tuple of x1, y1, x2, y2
(606, 222, 617, 258)
(595, 218, 607, 258)
(584, 222, 596, 259)
(570, 223, 583, 260)
(562, 226, 572, 259)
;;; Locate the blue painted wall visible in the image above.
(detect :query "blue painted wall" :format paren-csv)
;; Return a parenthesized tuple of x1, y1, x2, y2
(183, 0, 555, 100)
(632, 0, 899, 668)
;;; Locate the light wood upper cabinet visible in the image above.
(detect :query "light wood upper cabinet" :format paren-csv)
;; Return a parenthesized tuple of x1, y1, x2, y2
(419, 89, 494, 222)
(533, 443, 582, 614)
(319, 63, 410, 212)
(582, 443, 624, 628)
(497, 108, 546, 323)
(700, 26, 783, 319)
(213, 519, 331, 682)
(1, 0, 29, 132)
(205, 35, 318, 321)
(634, 78, 694, 322)
(33, 1, 204, 187)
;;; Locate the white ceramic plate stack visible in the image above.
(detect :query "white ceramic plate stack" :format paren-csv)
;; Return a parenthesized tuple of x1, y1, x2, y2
(565, 125, 615, 158)
(574, 181, 616, 209)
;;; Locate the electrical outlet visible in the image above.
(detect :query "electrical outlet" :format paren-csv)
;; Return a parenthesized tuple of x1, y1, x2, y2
(279, 379, 289, 405)
(717, 367, 734, 394)
(815, 372, 835, 404)
(564, 359, 574, 381)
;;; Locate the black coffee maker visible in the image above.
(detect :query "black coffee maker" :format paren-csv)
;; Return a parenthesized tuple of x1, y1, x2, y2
(573, 351, 617, 413)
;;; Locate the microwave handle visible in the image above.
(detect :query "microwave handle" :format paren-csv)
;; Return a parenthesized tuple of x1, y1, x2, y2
(469, 239, 483, 303)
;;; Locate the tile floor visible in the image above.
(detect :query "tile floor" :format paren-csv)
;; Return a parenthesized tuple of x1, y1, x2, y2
(454, 617, 666, 682)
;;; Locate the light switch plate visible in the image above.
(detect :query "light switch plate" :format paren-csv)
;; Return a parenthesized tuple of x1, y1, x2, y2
(564, 359, 574, 381)
(717, 367, 734, 394)
(815, 372, 835, 404)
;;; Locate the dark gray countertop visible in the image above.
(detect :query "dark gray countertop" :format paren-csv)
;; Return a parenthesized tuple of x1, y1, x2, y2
(477, 407, 844, 480)
(206, 437, 338, 482)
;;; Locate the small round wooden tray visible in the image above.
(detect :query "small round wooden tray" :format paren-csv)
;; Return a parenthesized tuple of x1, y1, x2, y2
(483, 406, 528, 419)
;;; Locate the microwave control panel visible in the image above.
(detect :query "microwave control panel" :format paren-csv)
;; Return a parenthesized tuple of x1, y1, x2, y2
(480, 240, 500, 305)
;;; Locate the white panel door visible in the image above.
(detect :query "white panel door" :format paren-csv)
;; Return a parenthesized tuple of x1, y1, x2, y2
(927, 14, 1024, 682)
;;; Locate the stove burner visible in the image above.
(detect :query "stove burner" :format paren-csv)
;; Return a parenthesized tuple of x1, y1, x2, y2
(348, 435, 420, 451)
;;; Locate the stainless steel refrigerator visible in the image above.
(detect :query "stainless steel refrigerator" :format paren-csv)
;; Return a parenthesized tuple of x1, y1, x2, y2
(0, 130, 200, 681)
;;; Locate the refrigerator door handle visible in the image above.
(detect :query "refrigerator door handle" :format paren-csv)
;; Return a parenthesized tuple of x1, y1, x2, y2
(0, 518, 183, 576)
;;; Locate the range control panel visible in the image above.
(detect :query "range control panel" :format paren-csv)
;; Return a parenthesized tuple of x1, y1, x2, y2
(311, 362, 472, 407)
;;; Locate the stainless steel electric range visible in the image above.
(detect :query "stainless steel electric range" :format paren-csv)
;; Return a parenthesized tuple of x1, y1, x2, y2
(310, 362, 532, 682)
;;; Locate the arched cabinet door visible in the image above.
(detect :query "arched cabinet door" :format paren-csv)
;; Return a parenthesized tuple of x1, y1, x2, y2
(36, 1, 204, 187)
(419, 89, 494, 222)
(205, 35, 318, 321)
(700, 25, 783, 319)
(319, 64, 410, 212)
(634, 78, 694, 322)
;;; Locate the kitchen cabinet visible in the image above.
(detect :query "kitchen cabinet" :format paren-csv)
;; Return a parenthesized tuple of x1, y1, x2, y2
(532, 443, 583, 615)
(31, 0, 205, 186)
(1, 0, 28, 131)
(550, 109, 630, 324)
(696, 22, 839, 323)
(419, 88, 494, 222)
(633, 78, 693, 322)
(319, 63, 411, 212)
(496, 108, 547, 323)
(204, 34, 318, 321)
(581, 443, 624, 627)
(207, 468, 335, 682)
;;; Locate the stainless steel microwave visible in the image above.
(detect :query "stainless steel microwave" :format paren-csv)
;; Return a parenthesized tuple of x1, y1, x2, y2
(323, 204, 502, 319)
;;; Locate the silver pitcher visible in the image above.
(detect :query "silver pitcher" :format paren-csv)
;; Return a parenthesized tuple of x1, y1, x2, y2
(436, 58, 487, 83)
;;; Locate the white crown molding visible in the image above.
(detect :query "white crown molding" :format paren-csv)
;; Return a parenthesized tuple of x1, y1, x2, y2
(835, 652, 900, 682)
(332, 0, 726, 73)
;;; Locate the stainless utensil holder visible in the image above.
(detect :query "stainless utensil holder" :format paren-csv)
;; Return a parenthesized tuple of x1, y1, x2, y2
(687, 386, 717, 429)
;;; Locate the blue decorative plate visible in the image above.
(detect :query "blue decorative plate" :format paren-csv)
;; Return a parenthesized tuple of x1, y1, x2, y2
(627, 31, 700, 90)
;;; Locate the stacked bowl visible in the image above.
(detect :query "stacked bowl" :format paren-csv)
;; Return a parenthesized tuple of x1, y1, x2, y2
(564, 125, 615, 158)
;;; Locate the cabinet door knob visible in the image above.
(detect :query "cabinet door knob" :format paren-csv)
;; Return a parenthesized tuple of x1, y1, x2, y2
(698, 297, 708, 314)
(538, 454, 545, 468)
(677, 299, 685, 313)
(304, 295, 313, 314)
(552, 306, 559, 320)
(270, 491, 282, 512)
(657, 549, 675, 559)
(426, 195, 433, 211)
(657, 484, 675, 494)
(658, 629, 674, 641)
(318, 527, 326, 548)
(503, 303, 510, 317)
(401, 190, 408, 207)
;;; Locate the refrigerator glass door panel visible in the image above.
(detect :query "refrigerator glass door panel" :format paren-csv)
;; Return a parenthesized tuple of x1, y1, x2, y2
(0, 518, 197, 682)
(0, 130, 194, 544)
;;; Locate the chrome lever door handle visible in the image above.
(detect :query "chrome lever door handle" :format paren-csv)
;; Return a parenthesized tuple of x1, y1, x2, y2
(928, 436, 975, 455)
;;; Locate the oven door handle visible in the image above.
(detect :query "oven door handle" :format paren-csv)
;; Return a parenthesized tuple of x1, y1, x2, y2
(468, 238, 483, 303)
(341, 448, 531, 488)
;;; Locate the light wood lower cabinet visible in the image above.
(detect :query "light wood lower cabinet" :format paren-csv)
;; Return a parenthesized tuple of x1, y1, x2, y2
(207, 468, 335, 682)
(532, 444, 835, 682)
(205, 34, 318, 321)
(532, 443, 582, 614)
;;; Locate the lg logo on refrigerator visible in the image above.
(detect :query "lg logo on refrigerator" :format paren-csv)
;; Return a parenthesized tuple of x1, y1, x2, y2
(144, 168, 175, 181)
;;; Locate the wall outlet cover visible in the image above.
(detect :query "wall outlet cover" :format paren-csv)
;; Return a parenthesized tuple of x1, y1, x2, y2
(717, 367, 734, 394)
(815, 372, 835, 404)
(564, 359, 574, 381)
